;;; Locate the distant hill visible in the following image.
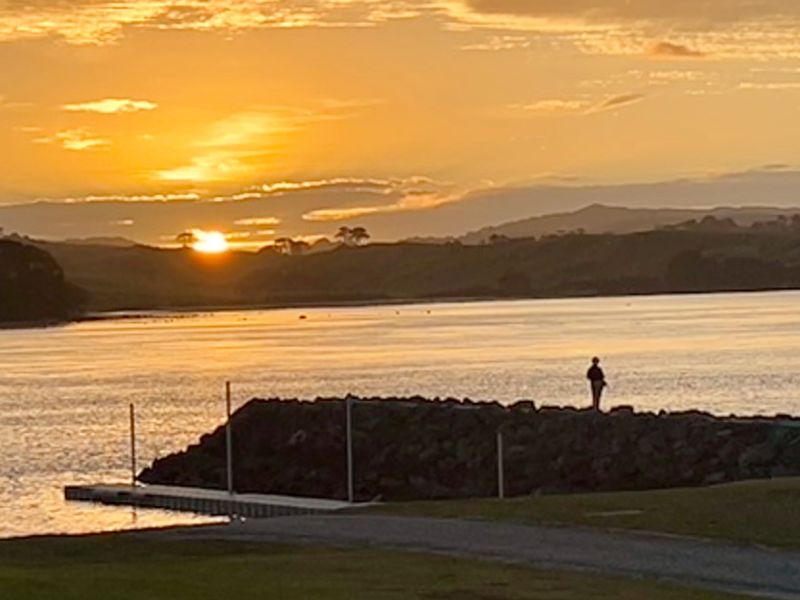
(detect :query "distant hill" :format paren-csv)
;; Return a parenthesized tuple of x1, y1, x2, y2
(34, 224, 800, 312)
(62, 236, 137, 247)
(238, 229, 800, 303)
(424, 204, 800, 245)
(35, 240, 263, 311)
(0, 240, 85, 323)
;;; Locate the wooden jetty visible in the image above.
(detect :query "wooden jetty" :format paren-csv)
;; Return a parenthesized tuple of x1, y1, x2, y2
(65, 484, 361, 518)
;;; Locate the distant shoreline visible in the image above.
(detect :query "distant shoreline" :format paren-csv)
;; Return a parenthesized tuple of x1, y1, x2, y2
(75, 286, 800, 320)
(79, 295, 505, 320)
(5, 286, 800, 330)
(0, 317, 71, 331)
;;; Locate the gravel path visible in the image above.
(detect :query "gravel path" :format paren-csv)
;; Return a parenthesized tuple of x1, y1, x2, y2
(174, 515, 800, 599)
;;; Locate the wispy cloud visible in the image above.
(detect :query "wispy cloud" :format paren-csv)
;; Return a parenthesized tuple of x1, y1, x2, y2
(585, 93, 646, 114)
(302, 192, 460, 221)
(647, 41, 708, 59)
(154, 105, 360, 183)
(0, 1, 418, 45)
(512, 93, 646, 116)
(67, 193, 201, 204)
(443, 1, 800, 59)
(738, 82, 800, 90)
(512, 99, 590, 114)
(234, 216, 282, 226)
(3, 1, 800, 60)
(0, 94, 33, 110)
(61, 98, 158, 114)
(33, 128, 110, 151)
(302, 179, 461, 222)
(461, 35, 530, 51)
(153, 111, 287, 182)
(256, 177, 420, 196)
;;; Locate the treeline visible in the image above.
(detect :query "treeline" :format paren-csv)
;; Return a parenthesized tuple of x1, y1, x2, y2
(238, 229, 800, 303)
(0, 240, 85, 323)
(35, 228, 800, 311)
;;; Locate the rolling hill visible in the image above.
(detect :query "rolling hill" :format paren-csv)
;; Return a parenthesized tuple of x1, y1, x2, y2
(28, 226, 800, 312)
(447, 204, 800, 245)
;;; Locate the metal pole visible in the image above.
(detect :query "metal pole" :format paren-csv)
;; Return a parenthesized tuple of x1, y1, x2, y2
(346, 396, 354, 503)
(225, 381, 234, 497)
(129, 403, 137, 488)
(497, 429, 505, 499)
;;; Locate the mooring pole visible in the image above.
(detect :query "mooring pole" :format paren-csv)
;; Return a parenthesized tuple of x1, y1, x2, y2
(225, 381, 234, 497)
(129, 403, 137, 488)
(497, 428, 505, 500)
(346, 396, 354, 504)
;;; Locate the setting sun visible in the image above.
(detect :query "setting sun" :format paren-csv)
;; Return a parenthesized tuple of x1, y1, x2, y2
(192, 230, 229, 254)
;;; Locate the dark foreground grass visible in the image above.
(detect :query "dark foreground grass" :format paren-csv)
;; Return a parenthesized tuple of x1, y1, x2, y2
(0, 532, 743, 600)
(370, 477, 800, 550)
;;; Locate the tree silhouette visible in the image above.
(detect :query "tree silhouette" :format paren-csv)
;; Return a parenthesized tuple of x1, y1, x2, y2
(335, 226, 352, 244)
(350, 226, 370, 245)
(175, 231, 196, 249)
(274, 238, 310, 256)
(335, 226, 370, 246)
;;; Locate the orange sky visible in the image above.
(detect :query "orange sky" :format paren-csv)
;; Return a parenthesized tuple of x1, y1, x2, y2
(2, 1, 800, 246)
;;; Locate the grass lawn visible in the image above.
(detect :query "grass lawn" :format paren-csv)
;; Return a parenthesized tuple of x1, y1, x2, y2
(0, 533, 744, 600)
(368, 477, 800, 550)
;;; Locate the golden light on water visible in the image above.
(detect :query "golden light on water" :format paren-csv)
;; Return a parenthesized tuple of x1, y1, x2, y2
(192, 230, 229, 254)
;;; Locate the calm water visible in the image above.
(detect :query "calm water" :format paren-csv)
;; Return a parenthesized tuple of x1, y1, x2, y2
(2, 291, 800, 538)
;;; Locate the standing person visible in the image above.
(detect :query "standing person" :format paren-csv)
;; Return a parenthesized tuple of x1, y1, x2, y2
(587, 356, 607, 411)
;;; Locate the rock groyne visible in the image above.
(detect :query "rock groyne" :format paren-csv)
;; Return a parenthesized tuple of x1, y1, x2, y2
(139, 397, 800, 501)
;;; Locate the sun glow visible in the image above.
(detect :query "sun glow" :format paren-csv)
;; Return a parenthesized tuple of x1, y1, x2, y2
(192, 230, 229, 253)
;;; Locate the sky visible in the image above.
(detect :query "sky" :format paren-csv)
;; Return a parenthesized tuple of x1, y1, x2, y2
(3, 1, 800, 247)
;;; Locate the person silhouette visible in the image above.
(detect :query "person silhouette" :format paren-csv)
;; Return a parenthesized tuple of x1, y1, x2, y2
(586, 356, 607, 411)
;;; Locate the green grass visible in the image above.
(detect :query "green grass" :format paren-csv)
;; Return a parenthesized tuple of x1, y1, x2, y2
(368, 477, 800, 550)
(0, 533, 742, 600)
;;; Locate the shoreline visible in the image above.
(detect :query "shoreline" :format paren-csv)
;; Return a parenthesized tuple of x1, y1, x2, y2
(38, 286, 800, 328)
(0, 317, 72, 331)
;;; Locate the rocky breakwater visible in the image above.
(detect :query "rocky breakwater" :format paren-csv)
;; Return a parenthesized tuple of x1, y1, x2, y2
(139, 397, 800, 501)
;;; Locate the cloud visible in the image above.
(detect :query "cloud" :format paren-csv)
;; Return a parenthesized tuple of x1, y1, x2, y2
(153, 111, 287, 182)
(442, 1, 800, 59)
(738, 82, 800, 90)
(45, 175, 446, 206)
(3, 1, 800, 60)
(646, 70, 705, 82)
(585, 93, 646, 114)
(0, 1, 419, 45)
(512, 99, 589, 114)
(647, 41, 707, 59)
(51, 174, 460, 226)
(0, 94, 33, 110)
(461, 35, 530, 51)
(456, 1, 795, 24)
(33, 128, 110, 151)
(256, 177, 424, 196)
(153, 105, 359, 183)
(61, 98, 158, 114)
(234, 217, 282, 226)
(69, 193, 201, 203)
(302, 182, 462, 222)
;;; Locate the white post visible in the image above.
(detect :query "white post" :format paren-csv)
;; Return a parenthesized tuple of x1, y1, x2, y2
(129, 403, 137, 488)
(497, 429, 505, 500)
(225, 381, 234, 497)
(346, 396, 354, 504)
